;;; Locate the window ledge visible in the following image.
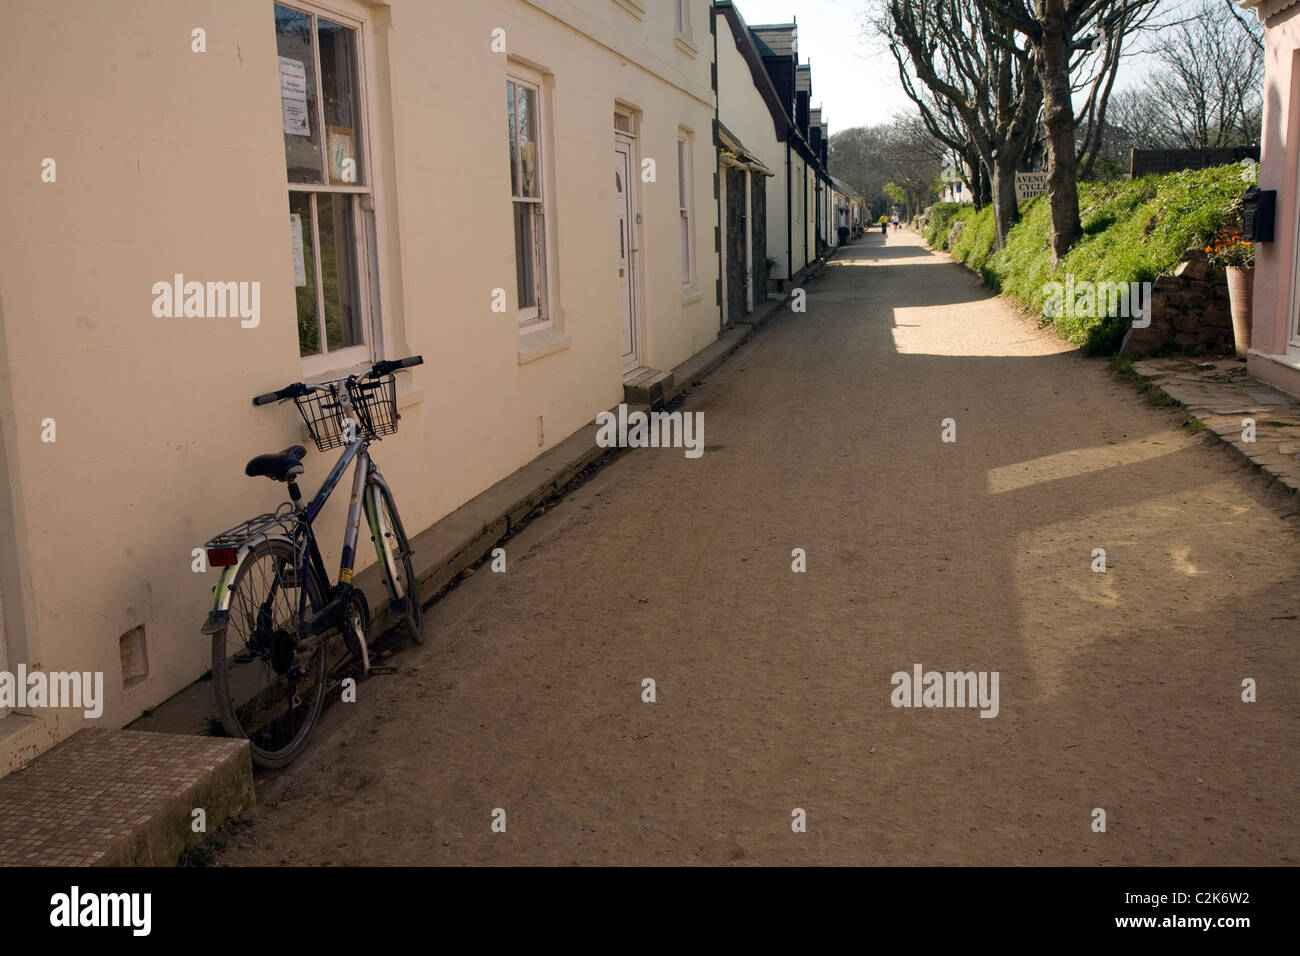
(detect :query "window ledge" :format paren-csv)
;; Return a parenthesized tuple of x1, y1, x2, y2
(612, 0, 646, 18)
(519, 327, 572, 365)
(674, 33, 698, 57)
(681, 285, 703, 306)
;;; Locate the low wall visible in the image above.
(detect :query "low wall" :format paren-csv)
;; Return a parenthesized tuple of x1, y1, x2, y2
(1120, 248, 1234, 356)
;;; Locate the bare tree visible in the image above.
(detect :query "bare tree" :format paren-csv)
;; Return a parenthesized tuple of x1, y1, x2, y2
(1224, 0, 1264, 54)
(829, 119, 945, 218)
(1103, 86, 1181, 151)
(1141, 0, 1263, 148)
(879, 0, 1043, 248)
(873, 6, 990, 210)
(882, 115, 946, 218)
(980, 0, 1160, 262)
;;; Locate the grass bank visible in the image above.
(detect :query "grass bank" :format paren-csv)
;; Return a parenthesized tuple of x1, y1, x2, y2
(921, 165, 1244, 353)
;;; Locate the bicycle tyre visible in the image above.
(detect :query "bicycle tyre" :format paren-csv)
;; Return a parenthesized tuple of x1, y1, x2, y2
(211, 537, 329, 769)
(366, 479, 424, 643)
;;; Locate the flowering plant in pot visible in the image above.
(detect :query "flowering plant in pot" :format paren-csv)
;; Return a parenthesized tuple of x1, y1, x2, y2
(1205, 227, 1255, 358)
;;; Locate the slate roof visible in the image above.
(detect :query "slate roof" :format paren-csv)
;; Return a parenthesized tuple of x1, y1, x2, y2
(749, 23, 797, 58)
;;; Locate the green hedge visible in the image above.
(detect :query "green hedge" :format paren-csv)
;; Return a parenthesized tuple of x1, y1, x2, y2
(922, 165, 1244, 353)
(923, 202, 972, 249)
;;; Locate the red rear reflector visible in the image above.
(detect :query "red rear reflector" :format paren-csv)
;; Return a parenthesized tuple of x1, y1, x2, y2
(207, 547, 239, 567)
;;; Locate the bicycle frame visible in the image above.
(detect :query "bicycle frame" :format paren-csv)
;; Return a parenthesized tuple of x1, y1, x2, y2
(206, 438, 390, 624)
(300, 436, 370, 589)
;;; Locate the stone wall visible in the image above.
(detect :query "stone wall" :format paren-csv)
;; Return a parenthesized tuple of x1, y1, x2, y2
(1119, 248, 1234, 357)
(946, 218, 966, 251)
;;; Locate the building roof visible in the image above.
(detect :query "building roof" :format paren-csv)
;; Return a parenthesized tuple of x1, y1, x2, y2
(749, 23, 797, 58)
(795, 64, 811, 93)
(713, 2, 795, 141)
(717, 121, 775, 176)
(1237, 0, 1298, 20)
(830, 176, 862, 200)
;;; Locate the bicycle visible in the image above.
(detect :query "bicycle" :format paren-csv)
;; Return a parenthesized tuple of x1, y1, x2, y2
(200, 355, 425, 768)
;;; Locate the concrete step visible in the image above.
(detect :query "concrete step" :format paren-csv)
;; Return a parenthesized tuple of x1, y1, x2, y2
(0, 729, 251, 865)
(623, 367, 674, 408)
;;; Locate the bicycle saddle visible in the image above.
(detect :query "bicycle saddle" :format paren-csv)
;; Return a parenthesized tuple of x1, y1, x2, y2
(244, 445, 307, 481)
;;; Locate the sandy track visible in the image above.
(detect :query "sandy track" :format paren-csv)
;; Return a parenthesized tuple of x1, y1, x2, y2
(219, 229, 1300, 866)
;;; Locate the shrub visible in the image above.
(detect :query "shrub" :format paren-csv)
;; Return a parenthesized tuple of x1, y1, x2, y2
(924, 202, 967, 249)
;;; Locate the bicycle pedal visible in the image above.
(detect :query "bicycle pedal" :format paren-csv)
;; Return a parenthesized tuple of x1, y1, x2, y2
(368, 664, 399, 676)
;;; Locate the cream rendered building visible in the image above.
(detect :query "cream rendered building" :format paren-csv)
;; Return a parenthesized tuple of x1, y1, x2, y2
(0, 0, 720, 771)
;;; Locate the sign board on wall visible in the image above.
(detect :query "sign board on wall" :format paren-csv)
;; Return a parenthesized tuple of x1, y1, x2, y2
(1015, 172, 1048, 202)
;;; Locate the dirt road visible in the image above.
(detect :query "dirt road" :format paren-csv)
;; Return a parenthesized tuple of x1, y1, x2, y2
(219, 228, 1300, 866)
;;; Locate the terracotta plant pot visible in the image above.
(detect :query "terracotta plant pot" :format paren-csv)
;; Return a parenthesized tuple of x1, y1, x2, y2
(1225, 265, 1254, 359)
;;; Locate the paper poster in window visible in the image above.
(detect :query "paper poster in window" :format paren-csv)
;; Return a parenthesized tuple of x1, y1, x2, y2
(279, 56, 310, 136)
(328, 126, 356, 185)
(289, 213, 307, 287)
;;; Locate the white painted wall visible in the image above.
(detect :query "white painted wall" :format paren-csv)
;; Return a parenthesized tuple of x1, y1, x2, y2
(0, 0, 720, 772)
(716, 20, 787, 279)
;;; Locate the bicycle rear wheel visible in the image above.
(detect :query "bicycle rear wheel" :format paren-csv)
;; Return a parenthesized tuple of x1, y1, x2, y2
(211, 538, 329, 769)
(366, 479, 424, 643)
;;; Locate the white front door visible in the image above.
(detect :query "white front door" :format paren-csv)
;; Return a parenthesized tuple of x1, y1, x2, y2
(615, 139, 640, 372)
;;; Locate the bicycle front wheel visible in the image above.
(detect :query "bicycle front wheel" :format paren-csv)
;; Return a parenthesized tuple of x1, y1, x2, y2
(366, 479, 424, 643)
(211, 538, 329, 769)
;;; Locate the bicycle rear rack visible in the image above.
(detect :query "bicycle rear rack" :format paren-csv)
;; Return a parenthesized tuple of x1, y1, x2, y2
(204, 503, 298, 552)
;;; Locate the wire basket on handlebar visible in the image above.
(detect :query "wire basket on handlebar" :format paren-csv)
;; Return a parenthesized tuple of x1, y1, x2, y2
(348, 374, 399, 441)
(291, 374, 399, 452)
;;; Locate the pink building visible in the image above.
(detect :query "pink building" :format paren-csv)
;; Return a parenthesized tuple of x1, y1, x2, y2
(1244, 0, 1300, 395)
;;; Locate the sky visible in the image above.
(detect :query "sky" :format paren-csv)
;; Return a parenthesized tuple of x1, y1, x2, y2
(728, 0, 1166, 137)
(729, 0, 919, 134)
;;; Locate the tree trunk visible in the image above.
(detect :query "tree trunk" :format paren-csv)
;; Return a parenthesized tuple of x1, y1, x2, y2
(990, 160, 1019, 250)
(1039, 6, 1081, 262)
(965, 147, 987, 211)
(978, 162, 993, 209)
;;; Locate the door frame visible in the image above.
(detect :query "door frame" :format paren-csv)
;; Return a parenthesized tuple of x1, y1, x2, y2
(1288, 116, 1300, 353)
(720, 154, 755, 327)
(615, 130, 642, 373)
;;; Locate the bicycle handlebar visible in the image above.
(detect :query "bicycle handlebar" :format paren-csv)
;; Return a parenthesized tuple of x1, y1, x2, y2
(251, 355, 423, 406)
(368, 354, 423, 377)
(252, 382, 310, 406)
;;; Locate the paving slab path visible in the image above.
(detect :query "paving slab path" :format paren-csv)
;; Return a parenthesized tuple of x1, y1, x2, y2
(219, 228, 1300, 866)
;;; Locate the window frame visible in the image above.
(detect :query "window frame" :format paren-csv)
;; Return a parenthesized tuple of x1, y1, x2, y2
(276, 0, 381, 378)
(678, 130, 695, 289)
(506, 65, 553, 331)
(673, 0, 697, 56)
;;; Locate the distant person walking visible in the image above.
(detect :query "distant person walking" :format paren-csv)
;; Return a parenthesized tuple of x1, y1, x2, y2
(879, 214, 888, 237)
(892, 213, 900, 231)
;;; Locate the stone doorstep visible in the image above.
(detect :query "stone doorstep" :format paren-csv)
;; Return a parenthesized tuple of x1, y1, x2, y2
(0, 729, 252, 866)
(623, 367, 673, 408)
